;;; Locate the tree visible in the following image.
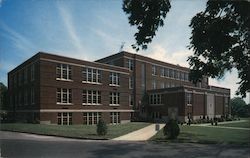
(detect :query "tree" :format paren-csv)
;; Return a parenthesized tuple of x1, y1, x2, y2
(123, 0, 171, 51)
(188, 1, 250, 97)
(123, 0, 250, 97)
(163, 119, 180, 139)
(0, 82, 8, 110)
(230, 97, 249, 117)
(96, 119, 108, 136)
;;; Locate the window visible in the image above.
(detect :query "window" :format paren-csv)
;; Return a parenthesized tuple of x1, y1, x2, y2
(186, 93, 192, 105)
(165, 82, 170, 88)
(152, 79, 156, 89)
(18, 72, 23, 86)
(31, 87, 35, 104)
(225, 97, 229, 107)
(169, 69, 174, 78)
(56, 64, 72, 80)
(129, 95, 134, 106)
(129, 77, 133, 89)
(24, 90, 28, 105)
(57, 88, 72, 104)
(184, 73, 188, 81)
(127, 59, 134, 71)
(152, 65, 156, 75)
(83, 112, 101, 125)
(109, 72, 120, 86)
(82, 90, 101, 105)
(160, 68, 165, 77)
(19, 91, 22, 106)
(161, 82, 165, 88)
(150, 94, 163, 105)
(24, 68, 28, 84)
(175, 71, 179, 79)
(82, 67, 101, 84)
(109, 92, 120, 106)
(165, 68, 169, 77)
(57, 112, 72, 125)
(31, 64, 35, 81)
(181, 72, 185, 81)
(110, 112, 120, 124)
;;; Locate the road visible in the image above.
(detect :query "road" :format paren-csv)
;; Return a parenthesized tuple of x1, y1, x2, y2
(1, 131, 249, 158)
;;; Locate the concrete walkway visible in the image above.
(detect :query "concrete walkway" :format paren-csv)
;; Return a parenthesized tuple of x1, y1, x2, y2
(113, 123, 165, 141)
(193, 120, 248, 127)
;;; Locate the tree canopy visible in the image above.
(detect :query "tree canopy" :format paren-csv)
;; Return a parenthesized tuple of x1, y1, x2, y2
(123, 0, 250, 97)
(123, 0, 171, 51)
(188, 1, 250, 97)
(230, 97, 249, 117)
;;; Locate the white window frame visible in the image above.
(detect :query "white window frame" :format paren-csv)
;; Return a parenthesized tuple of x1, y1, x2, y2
(57, 88, 72, 105)
(109, 72, 120, 86)
(152, 79, 156, 89)
(152, 65, 156, 76)
(83, 112, 101, 125)
(56, 64, 72, 81)
(82, 67, 101, 84)
(150, 94, 163, 105)
(110, 112, 120, 124)
(187, 93, 192, 106)
(127, 59, 134, 71)
(109, 92, 120, 106)
(82, 90, 101, 105)
(57, 112, 72, 125)
(129, 77, 133, 89)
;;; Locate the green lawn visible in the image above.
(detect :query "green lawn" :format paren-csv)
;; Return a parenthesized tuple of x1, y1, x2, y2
(151, 125, 250, 145)
(0, 122, 150, 139)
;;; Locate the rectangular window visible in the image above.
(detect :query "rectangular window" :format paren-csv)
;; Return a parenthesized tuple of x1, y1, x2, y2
(152, 79, 156, 89)
(127, 59, 134, 71)
(225, 97, 229, 107)
(57, 112, 72, 125)
(31, 87, 35, 104)
(109, 92, 120, 106)
(57, 88, 72, 104)
(160, 82, 165, 88)
(82, 90, 101, 105)
(185, 73, 189, 81)
(31, 64, 35, 81)
(169, 69, 174, 78)
(129, 77, 133, 89)
(152, 65, 156, 75)
(150, 94, 163, 105)
(56, 64, 72, 80)
(18, 72, 23, 86)
(83, 112, 101, 125)
(109, 72, 120, 86)
(181, 72, 185, 81)
(129, 95, 134, 106)
(24, 68, 28, 84)
(160, 68, 165, 77)
(175, 70, 179, 79)
(110, 112, 120, 124)
(186, 93, 192, 105)
(24, 89, 28, 105)
(165, 68, 169, 78)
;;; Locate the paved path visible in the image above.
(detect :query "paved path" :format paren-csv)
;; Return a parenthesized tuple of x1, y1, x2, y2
(113, 123, 165, 141)
(194, 120, 248, 127)
(191, 120, 250, 130)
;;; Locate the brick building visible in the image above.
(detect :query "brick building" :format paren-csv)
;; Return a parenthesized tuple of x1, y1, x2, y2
(8, 51, 230, 124)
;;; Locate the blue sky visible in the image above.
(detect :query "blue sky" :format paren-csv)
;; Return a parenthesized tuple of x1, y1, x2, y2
(0, 0, 249, 102)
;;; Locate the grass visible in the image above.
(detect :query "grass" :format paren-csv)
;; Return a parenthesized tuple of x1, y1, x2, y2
(0, 122, 150, 139)
(151, 122, 250, 145)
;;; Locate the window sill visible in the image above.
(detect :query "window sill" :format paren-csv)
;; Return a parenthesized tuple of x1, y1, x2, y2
(57, 103, 73, 105)
(109, 104, 120, 106)
(109, 84, 120, 87)
(56, 78, 73, 82)
(82, 103, 102, 106)
(82, 81, 102, 85)
(187, 104, 192, 106)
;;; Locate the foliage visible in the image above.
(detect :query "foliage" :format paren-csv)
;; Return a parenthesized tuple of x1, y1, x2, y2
(123, 0, 171, 51)
(188, 1, 250, 97)
(0, 82, 8, 110)
(163, 119, 180, 139)
(96, 119, 108, 136)
(231, 97, 250, 117)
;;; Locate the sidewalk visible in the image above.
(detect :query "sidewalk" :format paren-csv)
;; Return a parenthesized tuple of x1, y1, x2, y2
(112, 123, 165, 141)
(193, 120, 247, 127)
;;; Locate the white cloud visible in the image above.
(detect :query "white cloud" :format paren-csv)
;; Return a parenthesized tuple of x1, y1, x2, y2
(143, 44, 192, 67)
(0, 0, 3, 7)
(0, 21, 36, 54)
(57, 4, 86, 58)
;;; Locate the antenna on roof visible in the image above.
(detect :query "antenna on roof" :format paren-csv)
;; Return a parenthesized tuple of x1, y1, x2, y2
(119, 42, 125, 52)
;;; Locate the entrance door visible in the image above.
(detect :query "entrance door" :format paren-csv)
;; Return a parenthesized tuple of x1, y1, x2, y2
(206, 93, 215, 119)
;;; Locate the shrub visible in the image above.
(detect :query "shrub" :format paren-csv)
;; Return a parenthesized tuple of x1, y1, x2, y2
(96, 119, 107, 136)
(163, 119, 180, 139)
